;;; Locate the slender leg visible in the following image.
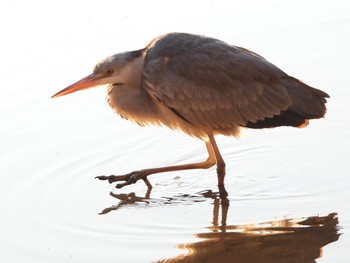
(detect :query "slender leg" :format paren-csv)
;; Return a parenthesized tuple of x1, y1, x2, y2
(208, 134, 226, 185)
(96, 141, 217, 188)
(96, 135, 227, 194)
(133, 140, 217, 175)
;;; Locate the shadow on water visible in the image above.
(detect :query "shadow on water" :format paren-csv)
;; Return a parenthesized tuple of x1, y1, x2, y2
(100, 188, 340, 263)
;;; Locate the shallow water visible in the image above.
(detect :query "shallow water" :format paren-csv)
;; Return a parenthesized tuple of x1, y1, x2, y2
(1, 1, 350, 262)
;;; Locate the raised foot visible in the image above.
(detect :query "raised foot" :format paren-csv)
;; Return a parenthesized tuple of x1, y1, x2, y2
(95, 170, 152, 189)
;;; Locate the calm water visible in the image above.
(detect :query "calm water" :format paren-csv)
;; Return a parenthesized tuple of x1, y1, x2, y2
(1, 1, 350, 262)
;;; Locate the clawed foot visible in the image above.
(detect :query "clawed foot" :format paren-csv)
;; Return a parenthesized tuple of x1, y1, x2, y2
(95, 170, 152, 189)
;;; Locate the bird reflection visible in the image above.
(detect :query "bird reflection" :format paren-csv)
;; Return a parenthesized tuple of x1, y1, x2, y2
(155, 200, 340, 263)
(99, 189, 152, 214)
(98, 185, 227, 214)
(99, 189, 340, 262)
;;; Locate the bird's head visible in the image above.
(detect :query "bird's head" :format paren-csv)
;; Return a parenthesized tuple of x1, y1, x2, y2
(51, 50, 144, 98)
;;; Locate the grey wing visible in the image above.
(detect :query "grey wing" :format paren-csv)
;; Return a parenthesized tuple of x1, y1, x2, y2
(142, 41, 293, 130)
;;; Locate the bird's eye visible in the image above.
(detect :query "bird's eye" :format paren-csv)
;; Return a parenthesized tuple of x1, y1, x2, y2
(107, 69, 114, 75)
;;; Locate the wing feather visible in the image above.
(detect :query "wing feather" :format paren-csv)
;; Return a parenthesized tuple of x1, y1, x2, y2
(141, 33, 326, 132)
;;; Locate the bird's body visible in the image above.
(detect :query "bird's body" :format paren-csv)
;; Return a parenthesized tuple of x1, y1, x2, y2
(52, 33, 329, 196)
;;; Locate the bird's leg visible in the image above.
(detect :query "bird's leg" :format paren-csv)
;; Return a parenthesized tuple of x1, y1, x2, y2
(208, 135, 226, 186)
(96, 140, 217, 188)
(96, 135, 228, 197)
(208, 135, 228, 198)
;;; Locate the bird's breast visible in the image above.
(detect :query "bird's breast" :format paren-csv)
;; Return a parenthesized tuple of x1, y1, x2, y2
(106, 84, 216, 139)
(106, 84, 164, 127)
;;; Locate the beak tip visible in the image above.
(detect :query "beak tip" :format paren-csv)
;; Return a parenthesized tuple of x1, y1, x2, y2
(51, 74, 97, 99)
(51, 92, 60, 98)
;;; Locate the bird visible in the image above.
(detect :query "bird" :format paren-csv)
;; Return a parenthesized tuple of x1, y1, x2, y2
(52, 32, 329, 196)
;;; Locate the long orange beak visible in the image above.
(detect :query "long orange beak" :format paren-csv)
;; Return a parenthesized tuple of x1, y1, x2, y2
(51, 74, 100, 98)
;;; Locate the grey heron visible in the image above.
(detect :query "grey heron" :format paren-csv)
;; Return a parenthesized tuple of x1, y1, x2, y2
(52, 33, 329, 196)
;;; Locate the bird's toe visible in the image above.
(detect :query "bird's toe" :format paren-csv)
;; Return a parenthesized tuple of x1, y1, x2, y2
(96, 171, 149, 188)
(115, 171, 144, 188)
(95, 175, 127, 183)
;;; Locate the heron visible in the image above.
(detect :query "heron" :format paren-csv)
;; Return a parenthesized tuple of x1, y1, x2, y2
(52, 33, 329, 196)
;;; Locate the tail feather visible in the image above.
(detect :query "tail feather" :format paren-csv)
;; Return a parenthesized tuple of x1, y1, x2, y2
(245, 76, 329, 129)
(246, 109, 307, 128)
(281, 76, 329, 119)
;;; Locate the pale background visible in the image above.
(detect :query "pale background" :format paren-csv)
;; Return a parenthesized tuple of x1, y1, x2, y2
(1, 1, 349, 262)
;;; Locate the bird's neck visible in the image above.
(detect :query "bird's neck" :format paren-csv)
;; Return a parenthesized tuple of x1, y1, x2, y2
(120, 55, 144, 90)
(107, 53, 154, 125)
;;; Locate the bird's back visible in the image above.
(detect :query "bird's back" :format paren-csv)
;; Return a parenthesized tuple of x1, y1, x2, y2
(141, 33, 329, 136)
